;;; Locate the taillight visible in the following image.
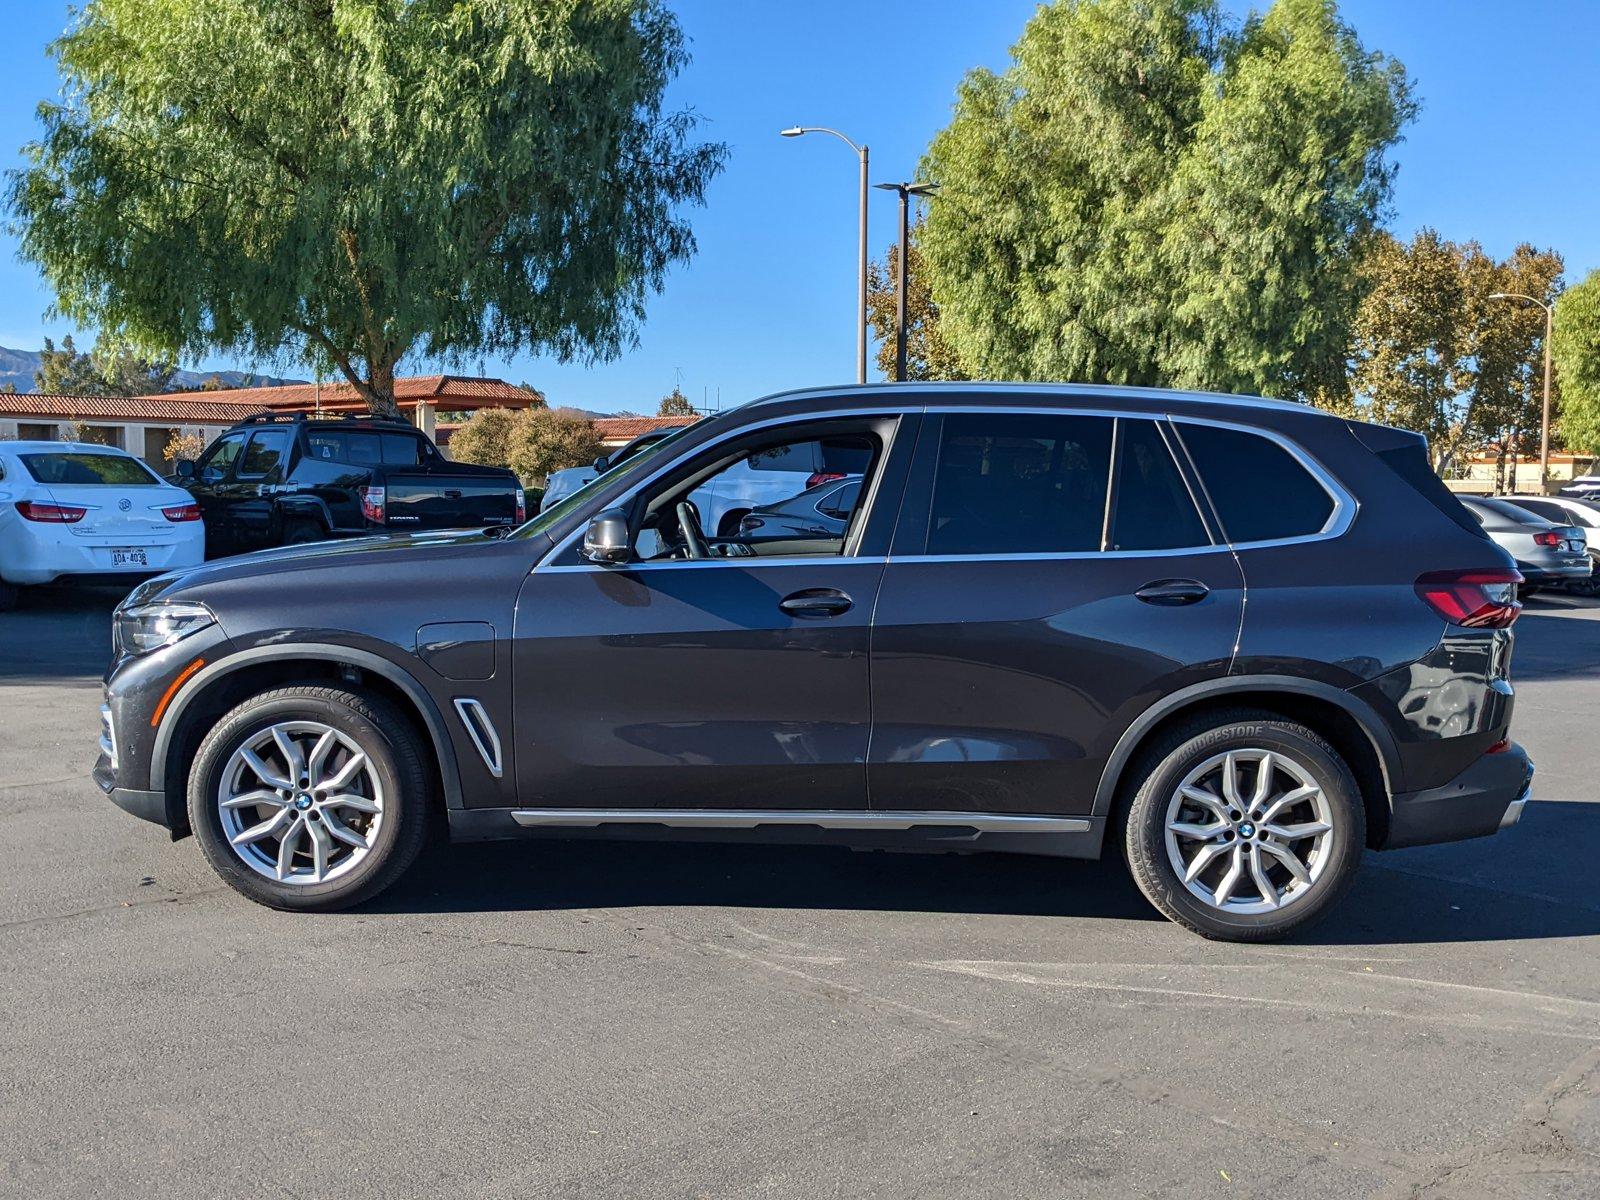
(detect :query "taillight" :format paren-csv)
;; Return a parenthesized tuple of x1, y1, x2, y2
(515, 487, 526, 523)
(1533, 530, 1561, 547)
(806, 471, 846, 489)
(15, 500, 87, 523)
(1414, 568, 1524, 628)
(160, 503, 201, 523)
(359, 485, 386, 524)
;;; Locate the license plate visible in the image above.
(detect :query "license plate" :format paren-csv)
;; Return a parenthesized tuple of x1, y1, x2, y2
(110, 548, 149, 567)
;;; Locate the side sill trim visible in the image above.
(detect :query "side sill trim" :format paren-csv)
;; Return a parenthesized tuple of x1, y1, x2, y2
(508, 809, 1092, 832)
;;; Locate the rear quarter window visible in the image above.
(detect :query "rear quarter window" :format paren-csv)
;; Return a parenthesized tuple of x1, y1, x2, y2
(1178, 424, 1335, 543)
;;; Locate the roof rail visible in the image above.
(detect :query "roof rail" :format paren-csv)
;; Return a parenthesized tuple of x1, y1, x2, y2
(233, 410, 415, 429)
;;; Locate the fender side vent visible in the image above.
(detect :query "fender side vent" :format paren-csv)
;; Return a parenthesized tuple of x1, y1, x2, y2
(452, 698, 503, 779)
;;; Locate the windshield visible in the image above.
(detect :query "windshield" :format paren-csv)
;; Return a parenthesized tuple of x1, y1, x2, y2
(508, 422, 698, 541)
(21, 452, 162, 486)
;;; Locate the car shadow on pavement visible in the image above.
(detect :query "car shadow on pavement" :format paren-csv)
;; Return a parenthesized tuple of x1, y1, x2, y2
(0, 584, 122, 682)
(372, 799, 1600, 945)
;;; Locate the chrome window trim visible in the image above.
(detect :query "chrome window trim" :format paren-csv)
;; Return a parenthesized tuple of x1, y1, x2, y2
(510, 808, 1091, 833)
(1166, 413, 1356, 549)
(536, 400, 1354, 570)
(911, 404, 1354, 556)
(536, 406, 918, 573)
(537, 555, 890, 574)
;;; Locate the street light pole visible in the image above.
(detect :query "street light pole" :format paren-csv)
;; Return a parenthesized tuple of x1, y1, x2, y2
(1489, 291, 1556, 490)
(873, 181, 938, 382)
(780, 127, 869, 385)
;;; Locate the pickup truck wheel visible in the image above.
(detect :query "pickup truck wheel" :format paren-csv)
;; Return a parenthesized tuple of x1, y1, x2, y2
(282, 518, 325, 545)
(187, 685, 433, 911)
(1122, 711, 1364, 942)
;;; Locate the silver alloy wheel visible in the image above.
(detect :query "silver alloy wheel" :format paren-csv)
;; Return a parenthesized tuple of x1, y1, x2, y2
(1163, 749, 1335, 915)
(217, 720, 385, 886)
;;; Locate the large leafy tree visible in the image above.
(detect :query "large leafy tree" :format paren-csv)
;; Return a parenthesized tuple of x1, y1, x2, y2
(866, 221, 968, 381)
(35, 333, 176, 395)
(10, 0, 725, 418)
(918, 0, 1413, 397)
(1553, 270, 1600, 456)
(1344, 229, 1562, 473)
(657, 387, 696, 417)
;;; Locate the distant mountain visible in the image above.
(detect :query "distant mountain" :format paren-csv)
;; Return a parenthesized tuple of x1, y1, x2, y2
(0, 345, 306, 395)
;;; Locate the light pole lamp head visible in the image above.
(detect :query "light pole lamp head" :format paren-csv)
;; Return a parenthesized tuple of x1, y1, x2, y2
(779, 127, 805, 137)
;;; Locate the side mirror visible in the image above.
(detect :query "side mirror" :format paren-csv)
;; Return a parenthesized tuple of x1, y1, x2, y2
(581, 508, 632, 565)
(174, 459, 196, 480)
(592, 454, 611, 473)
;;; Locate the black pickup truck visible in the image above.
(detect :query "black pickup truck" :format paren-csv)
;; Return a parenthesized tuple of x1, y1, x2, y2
(174, 413, 523, 558)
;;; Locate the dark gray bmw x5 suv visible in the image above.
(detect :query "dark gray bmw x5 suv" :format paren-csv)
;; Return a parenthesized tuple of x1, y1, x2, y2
(96, 384, 1533, 940)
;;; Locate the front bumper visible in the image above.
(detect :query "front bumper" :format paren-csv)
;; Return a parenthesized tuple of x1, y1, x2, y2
(1383, 741, 1534, 849)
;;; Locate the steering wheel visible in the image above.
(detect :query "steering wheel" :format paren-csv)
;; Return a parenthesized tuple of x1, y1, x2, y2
(676, 501, 711, 559)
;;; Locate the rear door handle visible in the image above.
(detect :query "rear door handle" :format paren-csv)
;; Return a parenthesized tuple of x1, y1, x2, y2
(1134, 578, 1210, 606)
(780, 588, 854, 618)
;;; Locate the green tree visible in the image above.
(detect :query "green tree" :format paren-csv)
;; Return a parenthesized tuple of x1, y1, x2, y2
(1343, 230, 1562, 473)
(10, 0, 726, 419)
(1554, 270, 1600, 455)
(447, 408, 522, 471)
(34, 334, 101, 394)
(34, 333, 175, 395)
(866, 223, 967, 381)
(657, 387, 696, 417)
(918, 0, 1413, 397)
(506, 408, 603, 484)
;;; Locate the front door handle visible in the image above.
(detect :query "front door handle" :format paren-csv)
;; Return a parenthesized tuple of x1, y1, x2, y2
(780, 588, 854, 618)
(1134, 578, 1210, 606)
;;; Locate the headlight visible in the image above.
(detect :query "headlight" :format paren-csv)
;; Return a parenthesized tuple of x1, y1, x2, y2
(114, 601, 216, 656)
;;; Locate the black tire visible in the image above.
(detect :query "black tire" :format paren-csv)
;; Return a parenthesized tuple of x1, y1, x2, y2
(0, 581, 18, 612)
(1121, 709, 1365, 942)
(1520, 584, 1541, 599)
(187, 685, 434, 911)
(282, 517, 326, 546)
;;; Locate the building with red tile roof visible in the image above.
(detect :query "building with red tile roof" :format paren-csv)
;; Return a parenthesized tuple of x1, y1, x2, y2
(0, 374, 547, 466)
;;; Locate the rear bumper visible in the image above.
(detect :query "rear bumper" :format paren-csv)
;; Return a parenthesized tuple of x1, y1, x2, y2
(1382, 742, 1533, 849)
(1517, 558, 1592, 583)
(0, 533, 203, 586)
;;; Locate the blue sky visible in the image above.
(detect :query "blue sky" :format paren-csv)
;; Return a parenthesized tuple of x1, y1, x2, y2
(0, 0, 1595, 412)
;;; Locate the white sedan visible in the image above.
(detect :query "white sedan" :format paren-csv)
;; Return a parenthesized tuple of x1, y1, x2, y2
(0, 441, 205, 609)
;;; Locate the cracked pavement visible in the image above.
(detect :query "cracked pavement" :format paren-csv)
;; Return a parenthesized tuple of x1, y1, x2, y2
(2, 587, 1598, 1198)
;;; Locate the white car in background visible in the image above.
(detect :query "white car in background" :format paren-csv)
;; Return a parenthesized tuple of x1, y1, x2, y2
(540, 430, 872, 537)
(0, 441, 205, 609)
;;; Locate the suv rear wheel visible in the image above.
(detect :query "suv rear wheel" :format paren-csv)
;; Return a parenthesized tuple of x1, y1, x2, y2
(1122, 711, 1364, 941)
(187, 685, 432, 911)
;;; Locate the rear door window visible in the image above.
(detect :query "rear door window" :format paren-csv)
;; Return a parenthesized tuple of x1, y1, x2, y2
(1178, 424, 1335, 543)
(927, 413, 1113, 555)
(19, 452, 161, 486)
(1109, 420, 1210, 551)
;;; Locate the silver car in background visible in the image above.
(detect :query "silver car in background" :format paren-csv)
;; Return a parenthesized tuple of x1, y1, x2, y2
(1457, 495, 1591, 595)
(1500, 494, 1600, 595)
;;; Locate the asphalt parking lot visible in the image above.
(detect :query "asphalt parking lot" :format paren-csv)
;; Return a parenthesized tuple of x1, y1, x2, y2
(2, 587, 1598, 1199)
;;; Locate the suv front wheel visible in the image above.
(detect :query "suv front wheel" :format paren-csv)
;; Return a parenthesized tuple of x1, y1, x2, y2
(1122, 711, 1365, 941)
(188, 685, 433, 911)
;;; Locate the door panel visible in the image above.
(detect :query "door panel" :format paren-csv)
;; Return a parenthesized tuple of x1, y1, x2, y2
(868, 553, 1242, 814)
(867, 410, 1243, 815)
(512, 559, 884, 809)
